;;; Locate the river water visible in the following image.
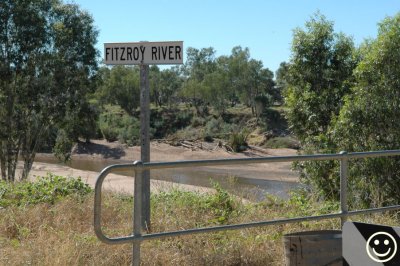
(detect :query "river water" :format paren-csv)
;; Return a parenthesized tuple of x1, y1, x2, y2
(34, 154, 303, 201)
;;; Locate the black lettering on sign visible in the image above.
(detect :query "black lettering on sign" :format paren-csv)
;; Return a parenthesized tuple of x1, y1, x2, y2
(162, 46, 168, 60)
(127, 47, 133, 60)
(120, 47, 126, 61)
(105, 47, 111, 61)
(114, 47, 119, 61)
(140, 46, 145, 62)
(133, 47, 139, 60)
(175, 46, 181, 60)
(152, 47, 157, 60)
(169, 46, 173, 60)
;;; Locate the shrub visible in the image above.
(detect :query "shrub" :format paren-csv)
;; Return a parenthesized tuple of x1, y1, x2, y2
(0, 173, 92, 207)
(204, 117, 236, 139)
(191, 116, 205, 127)
(98, 105, 123, 142)
(206, 182, 236, 224)
(117, 115, 140, 146)
(98, 105, 140, 145)
(228, 130, 249, 152)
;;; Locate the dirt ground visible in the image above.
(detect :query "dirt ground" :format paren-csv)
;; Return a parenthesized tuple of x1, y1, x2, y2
(22, 140, 299, 194)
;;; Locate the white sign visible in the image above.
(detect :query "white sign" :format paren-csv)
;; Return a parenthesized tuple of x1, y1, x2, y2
(104, 41, 183, 65)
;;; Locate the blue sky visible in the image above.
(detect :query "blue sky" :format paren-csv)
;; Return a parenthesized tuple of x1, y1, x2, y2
(72, 0, 399, 73)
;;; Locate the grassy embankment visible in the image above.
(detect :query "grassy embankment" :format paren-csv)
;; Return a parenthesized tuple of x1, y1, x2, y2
(1, 175, 399, 265)
(98, 103, 300, 151)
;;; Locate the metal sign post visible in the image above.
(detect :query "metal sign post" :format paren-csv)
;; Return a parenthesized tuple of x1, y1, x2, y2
(104, 41, 183, 263)
(139, 63, 150, 231)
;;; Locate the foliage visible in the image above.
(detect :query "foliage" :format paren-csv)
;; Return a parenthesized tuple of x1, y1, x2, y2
(98, 105, 140, 145)
(153, 181, 236, 225)
(228, 130, 249, 152)
(180, 46, 276, 116)
(290, 13, 400, 208)
(52, 129, 74, 162)
(150, 108, 193, 139)
(286, 188, 339, 217)
(330, 13, 400, 207)
(204, 117, 235, 140)
(206, 182, 236, 224)
(150, 66, 183, 107)
(254, 94, 271, 121)
(0, 0, 98, 181)
(282, 12, 356, 203)
(284, 12, 356, 144)
(96, 66, 140, 116)
(0, 173, 92, 207)
(275, 61, 289, 102)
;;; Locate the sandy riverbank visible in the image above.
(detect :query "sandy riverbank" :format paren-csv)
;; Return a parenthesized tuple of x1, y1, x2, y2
(19, 140, 299, 194)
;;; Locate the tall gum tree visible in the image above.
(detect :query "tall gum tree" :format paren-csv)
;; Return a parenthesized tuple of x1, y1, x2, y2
(0, 0, 98, 181)
(332, 13, 400, 207)
(284, 13, 356, 145)
(283, 13, 357, 201)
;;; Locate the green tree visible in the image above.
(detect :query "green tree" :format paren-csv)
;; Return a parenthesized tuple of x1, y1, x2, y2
(0, 0, 98, 181)
(150, 66, 182, 108)
(283, 13, 357, 202)
(96, 66, 140, 116)
(201, 68, 230, 114)
(331, 13, 400, 207)
(227, 46, 275, 115)
(274, 61, 289, 103)
(181, 47, 216, 105)
(284, 13, 356, 144)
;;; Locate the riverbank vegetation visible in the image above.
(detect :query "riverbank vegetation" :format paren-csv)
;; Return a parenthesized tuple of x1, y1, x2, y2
(0, 1, 294, 183)
(1, 175, 398, 265)
(283, 12, 400, 208)
(2, 2, 400, 263)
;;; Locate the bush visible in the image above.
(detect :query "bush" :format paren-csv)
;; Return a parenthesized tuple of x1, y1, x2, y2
(204, 117, 237, 139)
(117, 115, 140, 146)
(0, 173, 92, 207)
(228, 130, 249, 152)
(98, 105, 140, 145)
(150, 108, 193, 138)
(191, 116, 205, 127)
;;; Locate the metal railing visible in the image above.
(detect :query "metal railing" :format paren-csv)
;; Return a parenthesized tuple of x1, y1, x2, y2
(94, 150, 400, 265)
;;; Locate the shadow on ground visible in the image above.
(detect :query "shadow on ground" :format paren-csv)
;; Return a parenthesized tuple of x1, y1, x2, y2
(73, 141, 126, 159)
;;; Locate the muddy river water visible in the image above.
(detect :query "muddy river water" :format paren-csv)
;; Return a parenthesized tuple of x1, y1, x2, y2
(34, 154, 303, 200)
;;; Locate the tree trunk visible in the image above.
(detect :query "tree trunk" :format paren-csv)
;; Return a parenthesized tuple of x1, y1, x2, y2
(21, 152, 35, 181)
(6, 141, 18, 182)
(0, 142, 6, 181)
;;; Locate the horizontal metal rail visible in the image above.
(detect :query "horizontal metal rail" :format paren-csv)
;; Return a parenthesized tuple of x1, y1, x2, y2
(93, 149, 400, 265)
(95, 204, 400, 245)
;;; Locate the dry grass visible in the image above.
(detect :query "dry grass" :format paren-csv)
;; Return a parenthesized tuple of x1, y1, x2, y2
(1, 188, 399, 265)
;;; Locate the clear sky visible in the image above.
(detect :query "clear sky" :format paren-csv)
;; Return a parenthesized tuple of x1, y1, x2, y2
(71, 0, 399, 73)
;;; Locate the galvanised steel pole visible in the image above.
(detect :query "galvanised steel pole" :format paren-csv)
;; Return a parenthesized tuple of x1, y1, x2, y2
(133, 161, 143, 266)
(340, 151, 348, 227)
(139, 62, 150, 231)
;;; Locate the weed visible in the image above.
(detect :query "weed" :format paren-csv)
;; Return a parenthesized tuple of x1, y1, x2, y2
(0, 173, 92, 207)
(228, 130, 249, 152)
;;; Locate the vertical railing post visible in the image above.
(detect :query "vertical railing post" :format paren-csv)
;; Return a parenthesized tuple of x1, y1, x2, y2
(133, 161, 143, 266)
(340, 151, 348, 227)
